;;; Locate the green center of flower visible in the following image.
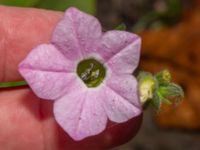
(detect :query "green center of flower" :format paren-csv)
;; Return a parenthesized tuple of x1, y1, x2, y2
(77, 58, 106, 88)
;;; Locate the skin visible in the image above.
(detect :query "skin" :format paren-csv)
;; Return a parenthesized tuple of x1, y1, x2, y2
(0, 6, 142, 150)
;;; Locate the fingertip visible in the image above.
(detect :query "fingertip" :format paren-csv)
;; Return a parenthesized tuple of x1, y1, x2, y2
(0, 5, 63, 82)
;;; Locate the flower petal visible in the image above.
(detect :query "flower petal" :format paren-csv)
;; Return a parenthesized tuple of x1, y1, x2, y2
(103, 85, 141, 123)
(106, 74, 141, 108)
(99, 31, 141, 74)
(19, 69, 77, 100)
(54, 88, 107, 141)
(19, 44, 75, 73)
(18, 44, 78, 100)
(51, 7, 102, 60)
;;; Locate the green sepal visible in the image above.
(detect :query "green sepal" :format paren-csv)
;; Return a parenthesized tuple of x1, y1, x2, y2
(150, 92, 161, 110)
(158, 83, 184, 101)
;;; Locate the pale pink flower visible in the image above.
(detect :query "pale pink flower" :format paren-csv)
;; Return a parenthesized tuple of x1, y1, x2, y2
(19, 7, 142, 141)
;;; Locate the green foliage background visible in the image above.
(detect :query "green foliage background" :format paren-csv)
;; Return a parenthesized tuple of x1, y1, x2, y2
(0, 0, 96, 14)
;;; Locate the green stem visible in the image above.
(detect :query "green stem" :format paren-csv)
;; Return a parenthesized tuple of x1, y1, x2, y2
(0, 81, 28, 88)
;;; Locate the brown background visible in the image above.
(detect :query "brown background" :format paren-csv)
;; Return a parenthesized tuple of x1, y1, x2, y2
(96, 0, 200, 149)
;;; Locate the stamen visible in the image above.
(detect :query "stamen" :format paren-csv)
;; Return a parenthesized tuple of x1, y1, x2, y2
(77, 59, 106, 88)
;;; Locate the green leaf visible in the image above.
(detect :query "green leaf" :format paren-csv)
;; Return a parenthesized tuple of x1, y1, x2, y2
(167, 0, 182, 15)
(115, 23, 127, 31)
(0, 0, 39, 7)
(132, 11, 162, 32)
(36, 0, 96, 14)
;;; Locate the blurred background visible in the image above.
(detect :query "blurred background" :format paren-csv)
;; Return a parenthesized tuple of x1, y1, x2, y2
(1, 0, 200, 149)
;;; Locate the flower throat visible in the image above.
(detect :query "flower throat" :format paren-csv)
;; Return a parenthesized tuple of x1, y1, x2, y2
(77, 58, 106, 88)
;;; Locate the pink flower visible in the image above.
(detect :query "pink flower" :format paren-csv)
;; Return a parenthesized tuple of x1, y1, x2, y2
(18, 7, 142, 141)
